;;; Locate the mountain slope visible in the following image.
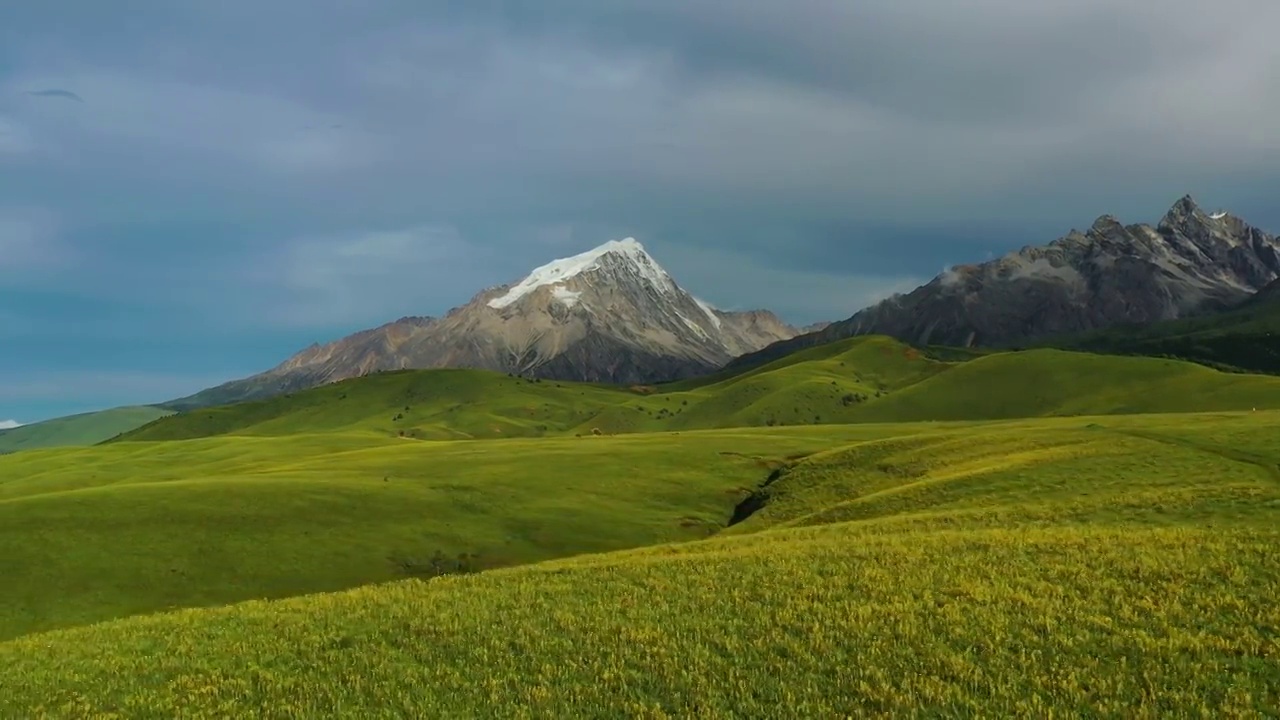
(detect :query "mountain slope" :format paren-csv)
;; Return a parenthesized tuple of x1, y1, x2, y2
(729, 195, 1280, 370)
(170, 239, 796, 409)
(0, 406, 172, 455)
(1045, 277, 1280, 374)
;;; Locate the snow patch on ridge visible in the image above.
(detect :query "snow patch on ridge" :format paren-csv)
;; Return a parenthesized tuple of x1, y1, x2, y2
(551, 285, 582, 308)
(1209, 211, 1228, 220)
(693, 296, 722, 329)
(676, 312, 710, 339)
(0, 419, 22, 430)
(488, 238, 674, 309)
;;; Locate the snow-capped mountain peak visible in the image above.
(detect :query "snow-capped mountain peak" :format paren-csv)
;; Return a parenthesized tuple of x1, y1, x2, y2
(169, 237, 800, 408)
(488, 237, 675, 309)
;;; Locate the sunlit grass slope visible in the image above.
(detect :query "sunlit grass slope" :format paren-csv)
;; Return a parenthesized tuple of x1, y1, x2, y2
(118, 369, 636, 441)
(117, 337, 950, 442)
(646, 335, 948, 428)
(0, 406, 171, 454)
(726, 411, 1280, 534)
(3, 411, 1278, 716)
(0, 424, 894, 641)
(848, 348, 1280, 422)
(116, 337, 1280, 443)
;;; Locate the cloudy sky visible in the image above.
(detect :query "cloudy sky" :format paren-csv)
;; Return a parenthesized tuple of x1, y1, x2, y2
(2, 1, 1279, 423)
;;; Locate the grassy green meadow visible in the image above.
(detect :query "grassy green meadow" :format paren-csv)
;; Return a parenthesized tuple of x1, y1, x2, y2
(118, 336, 1280, 442)
(0, 424, 892, 641)
(2, 336, 1279, 716)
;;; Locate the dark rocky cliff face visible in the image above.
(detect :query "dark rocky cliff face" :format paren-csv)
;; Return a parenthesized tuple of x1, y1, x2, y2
(728, 195, 1280, 371)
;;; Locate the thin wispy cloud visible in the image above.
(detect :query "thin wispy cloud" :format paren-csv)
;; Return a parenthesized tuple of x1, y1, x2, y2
(24, 88, 84, 102)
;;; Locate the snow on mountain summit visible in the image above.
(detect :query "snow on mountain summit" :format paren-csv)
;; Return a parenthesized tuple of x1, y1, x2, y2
(168, 236, 802, 406)
(487, 237, 677, 309)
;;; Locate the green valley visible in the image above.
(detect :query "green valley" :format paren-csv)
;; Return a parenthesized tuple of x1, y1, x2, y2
(2, 337, 1278, 716)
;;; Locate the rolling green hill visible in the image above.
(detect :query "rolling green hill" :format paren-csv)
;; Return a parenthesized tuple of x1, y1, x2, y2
(116, 337, 1280, 444)
(0, 424, 892, 641)
(5, 338, 1280, 714)
(2, 410, 1277, 716)
(0, 406, 173, 455)
(846, 348, 1280, 422)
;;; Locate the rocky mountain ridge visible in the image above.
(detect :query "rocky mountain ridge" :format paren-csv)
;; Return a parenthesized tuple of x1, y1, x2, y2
(169, 239, 797, 409)
(727, 195, 1280, 370)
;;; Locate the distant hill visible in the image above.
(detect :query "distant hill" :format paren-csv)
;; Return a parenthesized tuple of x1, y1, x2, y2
(118, 337, 1280, 444)
(1043, 278, 1280, 375)
(847, 348, 1280, 421)
(0, 406, 173, 454)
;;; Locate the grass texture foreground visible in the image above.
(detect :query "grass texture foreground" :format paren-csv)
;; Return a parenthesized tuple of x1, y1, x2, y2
(2, 410, 1279, 716)
(4, 525, 1276, 718)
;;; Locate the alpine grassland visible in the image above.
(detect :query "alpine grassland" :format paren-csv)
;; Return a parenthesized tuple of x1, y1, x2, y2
(0, 406, 172, 454)
(3, 339, 1280, 716)
(0, 424, 898, 641)
(1, 410, 1278, 716)
(115, 336, 1280, 442)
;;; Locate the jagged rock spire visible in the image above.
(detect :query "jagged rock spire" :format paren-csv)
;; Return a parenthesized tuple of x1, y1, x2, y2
(1161, 194, 1205, 228)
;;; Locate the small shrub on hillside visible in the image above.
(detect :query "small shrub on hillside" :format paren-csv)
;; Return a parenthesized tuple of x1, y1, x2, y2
(390, 550, 483, 579)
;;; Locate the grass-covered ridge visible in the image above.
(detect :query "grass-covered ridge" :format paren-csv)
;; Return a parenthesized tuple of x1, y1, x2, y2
(3, 410, 1278, 716)
(0, 424, 893, 641)
(0, 406, 172, 454)
(116, 336, 1280, 443)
